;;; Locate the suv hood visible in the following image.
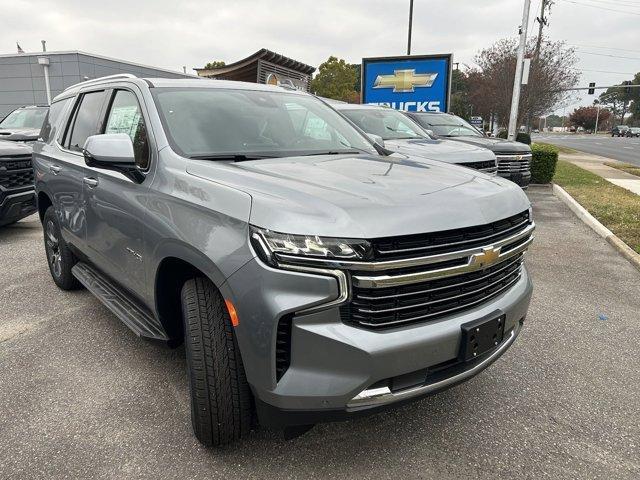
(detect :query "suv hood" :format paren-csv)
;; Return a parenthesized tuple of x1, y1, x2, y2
(0, 139, 33, 155)
(384, 137, 496, 164)
(443, 136, 532, 154)
(186, 153, 529, 238)
(0, 127, 40, 142)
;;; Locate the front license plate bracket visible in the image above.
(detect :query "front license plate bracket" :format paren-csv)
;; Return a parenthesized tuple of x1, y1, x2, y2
(459, 313, 506, 362)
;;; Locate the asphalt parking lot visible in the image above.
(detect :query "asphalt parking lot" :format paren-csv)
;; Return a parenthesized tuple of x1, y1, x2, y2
(1, 187, 639, 479)
(533, 133, 640, 166)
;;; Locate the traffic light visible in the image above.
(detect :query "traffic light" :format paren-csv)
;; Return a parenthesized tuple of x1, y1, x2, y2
(588, 82, 595, 95)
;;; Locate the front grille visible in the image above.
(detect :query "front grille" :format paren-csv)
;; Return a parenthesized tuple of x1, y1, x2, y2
(342, 254, 524, 329)
(0, 155, 34, 190)
(371, 210, 529, 260)
(460, 160, 498, 173)
(339, 209, 533, 329)
(496, 153, 531, 174)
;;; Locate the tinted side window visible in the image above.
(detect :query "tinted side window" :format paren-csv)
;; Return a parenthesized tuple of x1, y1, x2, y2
(40, 99, 70, 143)
(104, 90, 149, 169)
(67, 91, 106, 151)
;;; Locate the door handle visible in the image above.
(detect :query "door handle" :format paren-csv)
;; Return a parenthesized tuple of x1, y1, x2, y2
(50, 165, 61, 175)
(83, 177, 99, 188)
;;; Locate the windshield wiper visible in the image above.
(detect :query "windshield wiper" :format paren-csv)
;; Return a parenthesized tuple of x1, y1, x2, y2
(189, 154, 278, 161)
(299, 150, 362, 157)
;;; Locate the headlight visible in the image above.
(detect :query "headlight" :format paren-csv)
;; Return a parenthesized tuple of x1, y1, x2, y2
(528, 206, 533, 222)
(250, 226, 372, 266)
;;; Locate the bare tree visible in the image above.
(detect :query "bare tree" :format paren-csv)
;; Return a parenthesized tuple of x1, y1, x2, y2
(467, 38, 580, 129)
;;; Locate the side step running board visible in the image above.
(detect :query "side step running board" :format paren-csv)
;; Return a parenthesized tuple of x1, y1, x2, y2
(72, 262, 169, 341)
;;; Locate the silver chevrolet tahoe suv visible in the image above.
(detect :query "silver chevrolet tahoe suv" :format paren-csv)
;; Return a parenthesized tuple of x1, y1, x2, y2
(34, 74, 534, 446)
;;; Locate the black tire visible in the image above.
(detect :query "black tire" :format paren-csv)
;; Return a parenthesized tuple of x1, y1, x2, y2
(43, 207, 81, 290)
(181, 277, 252, 446)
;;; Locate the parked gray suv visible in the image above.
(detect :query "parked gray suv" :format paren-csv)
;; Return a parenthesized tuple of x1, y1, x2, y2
(34, 75, 534, 446)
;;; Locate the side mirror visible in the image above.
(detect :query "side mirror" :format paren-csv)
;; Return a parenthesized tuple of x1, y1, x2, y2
(83, 133, 136, 169)
(366, 133, 385, 147)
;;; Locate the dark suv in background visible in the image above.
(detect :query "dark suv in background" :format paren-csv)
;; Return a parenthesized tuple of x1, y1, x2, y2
(0, 139, 37, 226)
(0, 105, 49, 143)
(406, 112, 532, 188)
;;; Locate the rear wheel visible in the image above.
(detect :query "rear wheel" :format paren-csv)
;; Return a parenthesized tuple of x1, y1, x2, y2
(43, 207, 80, 290)
(181, 277, 253, 446)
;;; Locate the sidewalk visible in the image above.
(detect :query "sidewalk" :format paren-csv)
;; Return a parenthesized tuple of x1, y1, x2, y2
(562, 153, 640, 195)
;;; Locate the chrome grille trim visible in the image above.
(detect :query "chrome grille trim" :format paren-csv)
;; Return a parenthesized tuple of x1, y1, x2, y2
(351, 274, 522, 328)
(354, 254, 524, 301)
(351, 236, 531, 289)
(355, 265, 522, 314)
(275, 222, 534, 274)
(376, 217, 530, 256)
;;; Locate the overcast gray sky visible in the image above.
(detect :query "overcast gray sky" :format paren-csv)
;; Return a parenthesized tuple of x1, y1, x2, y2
(3, 0, 639, 112)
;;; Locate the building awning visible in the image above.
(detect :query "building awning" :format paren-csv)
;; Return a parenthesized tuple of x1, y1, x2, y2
(194, 48, 315, 79)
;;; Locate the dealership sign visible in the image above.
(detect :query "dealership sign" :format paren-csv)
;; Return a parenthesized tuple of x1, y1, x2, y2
(361, 54, 452, 113)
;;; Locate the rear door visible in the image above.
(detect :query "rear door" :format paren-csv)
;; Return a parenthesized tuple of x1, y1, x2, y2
(83, 87, 153, 299)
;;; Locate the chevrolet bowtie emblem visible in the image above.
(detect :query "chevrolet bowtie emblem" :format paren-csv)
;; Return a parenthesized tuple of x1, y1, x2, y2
(373, 69, 438, 93)
(471, 246, 501, 268)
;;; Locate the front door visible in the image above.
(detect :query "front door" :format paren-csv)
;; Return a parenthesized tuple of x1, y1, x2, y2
(83, 88, 152, 299)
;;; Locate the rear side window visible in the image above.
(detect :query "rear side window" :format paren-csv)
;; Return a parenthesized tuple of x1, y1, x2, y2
(66, 91, 106, 151)
(104, 90, 150, 170)
(40, 99, 71, 143)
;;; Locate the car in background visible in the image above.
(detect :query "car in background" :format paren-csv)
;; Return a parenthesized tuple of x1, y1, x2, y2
(0, 105, 49, 143)
(0, 139, 36, 226)
(406, 111, 532, 188)
(625, 127, 640, 138)
(331, 104, 498, 175)
(611, 125, 629, 137)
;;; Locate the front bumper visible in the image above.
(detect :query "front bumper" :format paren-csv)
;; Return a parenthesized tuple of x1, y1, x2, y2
(0, 189, 36, 226)
(223, 257, 533, 428)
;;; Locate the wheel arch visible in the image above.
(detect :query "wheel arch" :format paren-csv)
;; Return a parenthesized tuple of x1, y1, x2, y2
(37, 191, 53, 222)
(152, 242, 231, 342)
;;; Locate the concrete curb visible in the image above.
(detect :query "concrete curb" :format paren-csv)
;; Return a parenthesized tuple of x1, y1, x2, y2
(552, 183, 640, 272)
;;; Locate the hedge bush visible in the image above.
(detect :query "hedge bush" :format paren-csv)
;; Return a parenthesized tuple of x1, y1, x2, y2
(496, 130, 531, 144)
(530, 143, 559, 184)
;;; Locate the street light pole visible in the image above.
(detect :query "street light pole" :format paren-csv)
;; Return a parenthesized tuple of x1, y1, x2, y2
(507, 0, 531, 141)
(407, 0, 414, 55)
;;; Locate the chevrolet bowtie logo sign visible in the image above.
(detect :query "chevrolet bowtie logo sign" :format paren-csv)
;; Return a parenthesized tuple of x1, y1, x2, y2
(471, 246, 502, 268)
(373, 69, 438, 93)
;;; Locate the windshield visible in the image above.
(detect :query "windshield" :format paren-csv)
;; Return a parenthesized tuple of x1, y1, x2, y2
(0, 107, 48, 129)
(151, 88, 377, 158)
(340, 108, 427, 140)
(412, 113, 482, 137)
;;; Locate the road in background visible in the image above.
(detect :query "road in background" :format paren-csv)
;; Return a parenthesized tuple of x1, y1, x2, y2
(1, 192, 640, 479)
(533, 134, 639, 166)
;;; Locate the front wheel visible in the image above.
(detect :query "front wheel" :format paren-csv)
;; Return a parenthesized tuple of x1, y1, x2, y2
(43, 207, 80, 290)
(181, 277, 253, 446)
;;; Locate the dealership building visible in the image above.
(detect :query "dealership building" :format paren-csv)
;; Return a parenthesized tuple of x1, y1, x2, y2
(0, 50, 193, 118)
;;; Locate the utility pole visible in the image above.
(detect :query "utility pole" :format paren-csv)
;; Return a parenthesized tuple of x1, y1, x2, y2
(534, 1, 552, 57)
(407, 0, 414, 55)
(594, 101, 601, 134)
(507, 0, 531, 141)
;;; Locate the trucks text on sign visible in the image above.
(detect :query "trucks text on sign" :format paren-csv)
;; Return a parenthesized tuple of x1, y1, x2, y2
(361, 54, 452, 113)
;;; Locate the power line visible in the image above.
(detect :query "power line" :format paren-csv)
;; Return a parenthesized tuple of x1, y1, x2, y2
(572, 68, 637, 75)
(575, 50, 640, 60)
(575, 0, 640, 7)
(557, 0, 640, 15)
(567, 43, 640, 54)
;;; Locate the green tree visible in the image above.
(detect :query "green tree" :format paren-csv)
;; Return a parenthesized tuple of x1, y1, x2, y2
(569, 106, 611, 131)
(204, 60, 226, 70)
(310, 56, 358, 102)
(450, 69, 472, 118)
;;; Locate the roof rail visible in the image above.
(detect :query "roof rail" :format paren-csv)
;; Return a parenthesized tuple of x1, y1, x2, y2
(63, 73, 137, 92)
